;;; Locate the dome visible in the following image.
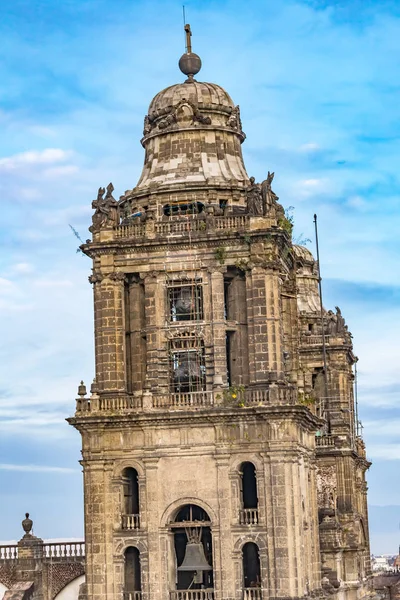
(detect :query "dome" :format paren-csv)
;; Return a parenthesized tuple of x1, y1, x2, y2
(293, 245, 315, 264)
(148, 80, 235, 120)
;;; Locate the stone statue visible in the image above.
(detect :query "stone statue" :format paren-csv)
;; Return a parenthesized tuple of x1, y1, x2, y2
(246, 177, 263, 216)
(90, 183, 119, 232)
(326, 310, 337, 335)
(261, 171, 279, 215)
(335, 306, 346, 333)
(143, 115, 152, 136)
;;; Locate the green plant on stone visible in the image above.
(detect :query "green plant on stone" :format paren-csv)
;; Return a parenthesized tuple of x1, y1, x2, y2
(223, 384, 246, 407)
(214, 246, 227, 264)
(298, 391, 317, 407)
(278, 206, 294, 236)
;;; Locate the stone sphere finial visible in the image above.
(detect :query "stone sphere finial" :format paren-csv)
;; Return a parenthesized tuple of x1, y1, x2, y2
(22, 513, 33, 535)
(179, 52, 202, 81)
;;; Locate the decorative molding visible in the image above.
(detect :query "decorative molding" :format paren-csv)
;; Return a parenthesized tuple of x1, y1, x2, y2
(88, 271, 103, 285)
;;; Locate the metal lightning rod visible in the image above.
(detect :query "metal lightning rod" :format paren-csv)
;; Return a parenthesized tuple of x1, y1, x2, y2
(313, 214, 329, 429)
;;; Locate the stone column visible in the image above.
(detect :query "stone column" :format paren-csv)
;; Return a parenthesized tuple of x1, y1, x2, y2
(143, 457, 161, 600)
(90, 271, 105, 390)
(83, 462, 109, 600)
(93, 272, 126, 393)
(215, 454, 234, 600)
(142, 273, 163, 394)
(209, 269, 227, 387)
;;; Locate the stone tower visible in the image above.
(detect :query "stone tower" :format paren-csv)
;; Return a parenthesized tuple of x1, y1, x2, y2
(69, 27, 371, 600)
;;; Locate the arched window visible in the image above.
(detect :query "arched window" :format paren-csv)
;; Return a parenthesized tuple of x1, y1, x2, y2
(242, 542, 261, 598)
(172, 504, 213, 592)
(121, 468, 140, 529)
(124, 547, 141, 599)
(239, 462, 258, 525)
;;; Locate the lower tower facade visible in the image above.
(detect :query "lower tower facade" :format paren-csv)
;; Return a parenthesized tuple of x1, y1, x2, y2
(69, 34, 371, 600)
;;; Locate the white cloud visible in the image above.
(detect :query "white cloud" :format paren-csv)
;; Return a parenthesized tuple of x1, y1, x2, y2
(33, 278, 74, 288)
(366, 445, 400, 461)
(0, 148, 70, 170)
(0, 463, 77, 473)
(12, 262, 35, 274)
(298, 142, 320, 152)
(43, 165, 79, 178)
(347, 195, 368, 210)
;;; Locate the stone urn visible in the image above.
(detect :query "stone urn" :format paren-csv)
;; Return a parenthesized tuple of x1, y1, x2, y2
(22, 513, 33, 536)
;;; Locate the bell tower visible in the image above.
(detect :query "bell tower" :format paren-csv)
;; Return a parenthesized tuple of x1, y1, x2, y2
(69, 26, 370, 600)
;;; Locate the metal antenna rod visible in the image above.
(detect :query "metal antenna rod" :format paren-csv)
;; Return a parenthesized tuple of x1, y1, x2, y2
(182, 6, 187, 48)
(314, 214, 329, 428)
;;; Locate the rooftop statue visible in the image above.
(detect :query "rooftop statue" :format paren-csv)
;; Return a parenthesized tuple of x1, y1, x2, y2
(89, 183, 119, 232)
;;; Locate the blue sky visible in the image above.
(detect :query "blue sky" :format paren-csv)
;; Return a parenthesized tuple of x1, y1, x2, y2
(0, 0, 399, 553)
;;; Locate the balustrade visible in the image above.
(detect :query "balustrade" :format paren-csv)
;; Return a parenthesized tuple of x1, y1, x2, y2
(315, 435, 335, 448)
(115, 223, 145, 239)
(239, 509, 259, 525)
(170, 590, 214, 600)
(243, 589, 262, 600)
(43, 542, 85, 559)
(244, 389, 269, 405)
(0, 545, 18, 560)
(301, 335, 331, 346)
(153, 391, 214, 409)
(123, 593, 142, 600)
(114, 214, 251, 239)
(121, 514, 140, 530)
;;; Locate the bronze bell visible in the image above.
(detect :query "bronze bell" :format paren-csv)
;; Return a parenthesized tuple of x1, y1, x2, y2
(178, 542, 212, 572)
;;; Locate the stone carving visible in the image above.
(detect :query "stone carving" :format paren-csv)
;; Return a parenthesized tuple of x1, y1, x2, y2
(246, 177, 263, 216)
(88, 272, 103, 285)
(108, 271, 126, 283)
(156, 99, 211, 131)
(261, 171, 279, 214)
(158, 112, 177, 130)
(193, 106, 211, 125)
(227, 105, 241, 129)
(89, 183, 119, 232)
(143, 115, 153, 136)
(316, 465, 337, 509)
(326, 306, 349, 336)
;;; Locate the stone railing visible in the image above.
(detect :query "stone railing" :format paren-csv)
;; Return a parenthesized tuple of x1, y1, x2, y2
(43, 542, 85, 559)
(0, 545, 18, 561)
(214, 215, 249, 230)
(239, 509, 259, 525)
(170, 591, 214, 600)
(121, 514, 140, 530)
(244, 589, 262, 600)
(152, 391, 214, 409)
(115, 223, 146, 239)
(124, 592, 142, 600)
(301, 335, 331, 346)
(75, 386, 298, 415)
(75, 394, 143, 413)
(244, 389, 269, 405)
(114, 215, 251, 240)
(315, 435, 335, 448)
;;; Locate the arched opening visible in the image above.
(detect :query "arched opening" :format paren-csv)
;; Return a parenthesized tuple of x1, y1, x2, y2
(242, 542, 261, 597)
(239, 462, 258, 525)
(122, 468, 140, 529)
(124, 547, 142, 599)
(171, 504, 213, 592)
